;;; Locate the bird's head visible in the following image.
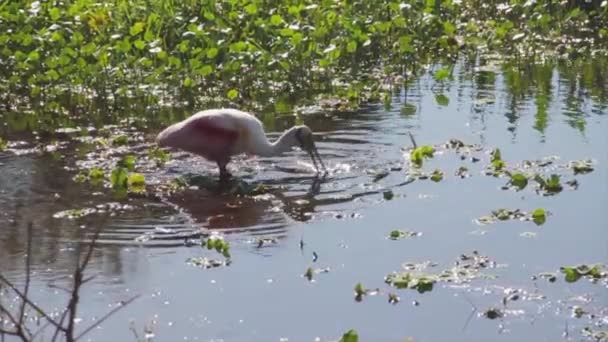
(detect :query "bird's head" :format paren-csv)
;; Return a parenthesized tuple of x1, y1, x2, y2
(293, 125, 326, 174)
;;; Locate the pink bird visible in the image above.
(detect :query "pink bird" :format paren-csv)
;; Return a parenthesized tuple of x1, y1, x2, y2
(156, 108, 326, 181)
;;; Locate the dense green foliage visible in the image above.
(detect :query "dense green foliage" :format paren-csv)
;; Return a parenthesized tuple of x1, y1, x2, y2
(0, 0, 606, 129)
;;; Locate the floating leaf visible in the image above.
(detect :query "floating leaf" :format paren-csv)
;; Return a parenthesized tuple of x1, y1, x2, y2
(118, 155, 136, 171)
(531, 208, 546, 225)
(340, 329, 358, 342)
(304, 267, 314, 281)
(128, 173, 146, 193)
(430, 169, 443, 182)
(88, 167, 105, 185)
(509, 172, 528, 190)
(410, 145, 435, 167)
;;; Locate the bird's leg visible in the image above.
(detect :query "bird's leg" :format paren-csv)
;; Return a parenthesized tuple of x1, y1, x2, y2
(218, 161, 232, 182)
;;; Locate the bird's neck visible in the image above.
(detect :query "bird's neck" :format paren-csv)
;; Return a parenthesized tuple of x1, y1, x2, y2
(253, 128, 296, 157)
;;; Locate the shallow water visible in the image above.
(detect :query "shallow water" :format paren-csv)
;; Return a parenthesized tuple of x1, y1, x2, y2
(1, 58, 607, 341)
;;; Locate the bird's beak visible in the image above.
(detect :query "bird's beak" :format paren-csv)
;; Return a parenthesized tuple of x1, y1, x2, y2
(307, 141, 327, 174)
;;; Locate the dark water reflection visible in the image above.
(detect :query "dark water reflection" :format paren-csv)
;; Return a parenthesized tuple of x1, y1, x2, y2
(0, 57, 607, 341)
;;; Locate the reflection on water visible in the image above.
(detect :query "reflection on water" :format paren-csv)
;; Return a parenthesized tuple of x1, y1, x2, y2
(0, 57, 607, 341)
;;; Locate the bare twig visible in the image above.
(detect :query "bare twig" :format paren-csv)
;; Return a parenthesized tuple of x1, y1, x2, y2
(2, 218, 138, 342)
(460, 292, 478, 332)
(65, 226, 103, 342)
(408, 132, 417, 149)
(0, 274, 64, 333)
(16, 223, 33, 339)
(75, 295, 140, 340)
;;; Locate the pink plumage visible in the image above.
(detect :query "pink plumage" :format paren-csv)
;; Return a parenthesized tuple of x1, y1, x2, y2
(156, 108, 326, 180)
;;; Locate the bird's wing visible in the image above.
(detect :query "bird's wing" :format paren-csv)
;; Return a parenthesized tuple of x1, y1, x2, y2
(191, 116, 239, 142)
(185, 115, 241, 160)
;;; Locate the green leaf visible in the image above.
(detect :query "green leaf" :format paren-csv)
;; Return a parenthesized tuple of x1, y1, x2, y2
(134, 40, 146, 50)
(434, 68, 451, 81)
(88, 167, 105, 184)
(561, 267, 582, 283)
(340, 329, 358, 342)
(347, 41, 357, 53)
(197, 65, 213, 76)
(410, 145, 435, 167)
(532, 208, 547, 225)
(244, 3, 258, 14)
(206, 47, 219, 59)
(354, 283, 365, 296)
(430, 169, 443, 182)
(128, 173, 146, 193)
(183, 77, 193, 87)
(435, 94, 449, 106)
(118, 155, 136, 171)
(229, 41, 248, 52)
(227, 89, 239, 100)
(270, 14, 284, 26)
(399, 35, 413, 53)
(510, 173, 528, 189)
(49, 8, 61, 21)
(492, 159, 505, 171)
(0, 137, 7, 151)
(130, 22, 145, 36)
(28, 51, 40, 62)
(544, 174, 563, 192)
(383, 190, 394, 200)
(443, 21, 456, 36)
(491, 148, 502, 162)
(110, 167, 129, 190)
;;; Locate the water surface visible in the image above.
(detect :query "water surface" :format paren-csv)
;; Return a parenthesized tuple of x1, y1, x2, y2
(1, 58, 607, 341)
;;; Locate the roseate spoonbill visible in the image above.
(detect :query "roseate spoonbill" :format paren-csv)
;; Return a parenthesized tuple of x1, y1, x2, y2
(156, 108, 326, 180)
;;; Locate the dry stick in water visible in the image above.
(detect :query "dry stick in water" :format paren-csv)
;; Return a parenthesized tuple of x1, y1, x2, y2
(0, 219, 139, 341)
(408, 132, 417, 149)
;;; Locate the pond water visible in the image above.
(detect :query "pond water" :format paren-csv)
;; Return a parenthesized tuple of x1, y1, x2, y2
(1, 58, 607, 341)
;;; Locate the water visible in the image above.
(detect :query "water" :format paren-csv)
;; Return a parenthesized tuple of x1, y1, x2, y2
(1, 58, 607, 341)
